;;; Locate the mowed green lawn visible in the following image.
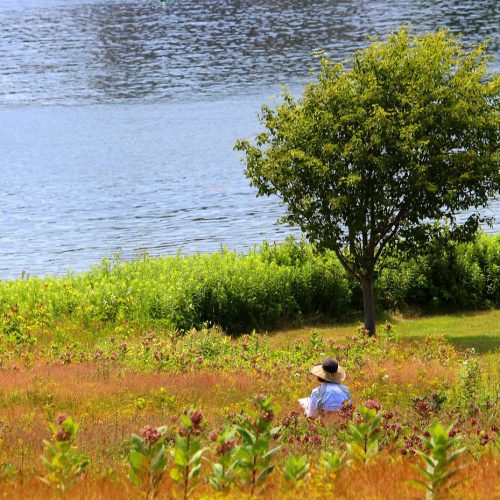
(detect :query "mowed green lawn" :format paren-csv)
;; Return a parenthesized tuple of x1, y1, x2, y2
(266, 309, 500, 354)
(265, 309, 499, 386)
(391, 309, 500, 352)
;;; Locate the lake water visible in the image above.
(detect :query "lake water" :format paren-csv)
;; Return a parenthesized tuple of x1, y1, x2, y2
(0, 0, 498, 279)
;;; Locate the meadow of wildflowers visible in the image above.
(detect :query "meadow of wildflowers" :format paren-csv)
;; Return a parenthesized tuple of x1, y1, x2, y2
(0, 236, 498, 497)
(0, 316, 498, 498)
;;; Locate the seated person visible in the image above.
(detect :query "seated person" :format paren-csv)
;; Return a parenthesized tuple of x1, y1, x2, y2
(299, 358, 351, 418)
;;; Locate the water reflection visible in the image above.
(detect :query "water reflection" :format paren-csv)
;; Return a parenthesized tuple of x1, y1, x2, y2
(0, 0, 498, 278)
(0, 0, 498, 104)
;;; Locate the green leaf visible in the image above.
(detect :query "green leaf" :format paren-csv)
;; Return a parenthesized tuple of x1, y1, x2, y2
(188, 447, 208, 466)
(175, 436, 188, 453)
(211, 463, 223, 475)
(130, 434, 144, 451)
(188, 463, 201, 480)
(413, 464, 433, 480)
(128, 469, 140, 486)
(173, 447, 188, 467)
(415, 451, 438, 468)
(234, 454, 253, 468)
(151, 446, 167, 473)
(366, 440, 379, 458)
(440, 467, 463, 483)
(180, 414, 192, 428)
(408, 479, 431, 492)
(157, 425, 168, 435)
(262, 445, 282, 462)
(448, 448, 466, 463)
(257, 464, 275, 484)
(236, 426, 256, 445)
(129, 450, 147, 471)
(254, 438, 270, 456)
(208, 477, 219, 490)
(170, 467, 183, 482)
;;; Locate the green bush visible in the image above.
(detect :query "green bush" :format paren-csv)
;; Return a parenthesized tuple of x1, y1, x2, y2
(375, 234, 500, 312)
(0, 235, 497, 337)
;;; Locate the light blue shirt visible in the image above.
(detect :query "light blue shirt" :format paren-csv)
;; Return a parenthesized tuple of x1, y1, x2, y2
(305, 383, 351, 417)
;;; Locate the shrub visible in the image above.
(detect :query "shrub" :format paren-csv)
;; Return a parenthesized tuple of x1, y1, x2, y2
(39, 415, 89, 493)
(410, 422, 466, 499)
(0, 235, 497, 336)
(128, 425, 168, 499)
(319, 450, 348, 479)
(207, 424, 238, 492)
(170, 410, 207, 499)
(376, 234, 500, 312)
(282, 454, 310, 485)
(345, 404, 383, 463)
(232, 394, 282, 495)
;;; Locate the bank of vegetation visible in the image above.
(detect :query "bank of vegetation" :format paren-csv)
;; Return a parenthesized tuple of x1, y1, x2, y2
(0, 318, 498, 498)
(0, 234, 498, 339)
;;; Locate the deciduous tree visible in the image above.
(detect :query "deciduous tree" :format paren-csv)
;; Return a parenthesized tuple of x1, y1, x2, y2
(236, 27, 499, 334)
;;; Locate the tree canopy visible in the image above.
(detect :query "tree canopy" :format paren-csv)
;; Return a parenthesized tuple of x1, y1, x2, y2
(235, 27, 499, 334)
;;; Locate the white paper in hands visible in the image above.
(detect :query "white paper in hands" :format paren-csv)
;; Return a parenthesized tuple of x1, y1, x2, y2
(298, 397, 310, 411)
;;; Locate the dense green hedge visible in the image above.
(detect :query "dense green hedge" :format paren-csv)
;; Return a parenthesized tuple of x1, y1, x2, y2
(0, 239, 350, 336)
(0, 235, 498, 337)
(375, 234, 499, 311)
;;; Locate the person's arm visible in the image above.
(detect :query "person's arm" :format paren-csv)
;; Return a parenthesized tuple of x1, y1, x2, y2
(305, 388, 319, 418)
(343, 386, 352, 403)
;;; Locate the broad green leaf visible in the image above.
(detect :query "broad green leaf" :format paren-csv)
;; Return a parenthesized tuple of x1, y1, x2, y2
(170, 467, 183, 482)
(130, 434, 144, 451)
(262, 445, 282, 461)
(129, 450, 147, 471)
(236, 427, 256, 445)
(180, 414, 192, 428)
(212, 463, 223, 475)
(234, 446, 253, 465)
(188, 463, 202, 480)
(408, 479, 431, 491)
(173, 447, 188, 467)
(151, 446, 167, 473)
(257, 464, 275, 484)
(189, 447, 208, 466)
(128, 469, 140, 486)
(448, 448, 466, 463)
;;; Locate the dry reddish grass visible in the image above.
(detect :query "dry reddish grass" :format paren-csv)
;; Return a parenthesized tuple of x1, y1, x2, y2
(0, 354, 468, 469)
(372, 358, 458, 386)
(0, 476, 138, 500)
(0, 364, 275, 470)
(303, 454, 500, 500)
(0, 364, 261, 400)
(0, 357, 498, 498)
(1, 454, 498, 499)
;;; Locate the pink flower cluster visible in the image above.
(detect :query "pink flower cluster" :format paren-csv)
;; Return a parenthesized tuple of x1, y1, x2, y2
(140, 425, 162, 445)
(363, 400, 382, 411)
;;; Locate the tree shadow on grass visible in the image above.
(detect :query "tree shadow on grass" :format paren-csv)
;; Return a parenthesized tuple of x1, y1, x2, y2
(445, 335, 500, 354)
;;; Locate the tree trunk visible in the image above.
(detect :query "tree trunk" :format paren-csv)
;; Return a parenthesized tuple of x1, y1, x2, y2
(361, 275, 376, 336)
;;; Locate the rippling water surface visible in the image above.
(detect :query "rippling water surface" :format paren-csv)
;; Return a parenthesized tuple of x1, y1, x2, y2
(0, 0, 498, 278)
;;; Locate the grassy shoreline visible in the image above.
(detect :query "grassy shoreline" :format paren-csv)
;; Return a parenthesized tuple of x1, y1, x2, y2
(0, 311, 498, 498)
(0, 235, 498, 342)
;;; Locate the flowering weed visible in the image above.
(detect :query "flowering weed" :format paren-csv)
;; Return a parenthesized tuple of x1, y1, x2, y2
(128, 424, 168, 499)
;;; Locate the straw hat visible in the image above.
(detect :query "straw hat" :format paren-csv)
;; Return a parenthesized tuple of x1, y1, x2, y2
(310, 358, 346, 383)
